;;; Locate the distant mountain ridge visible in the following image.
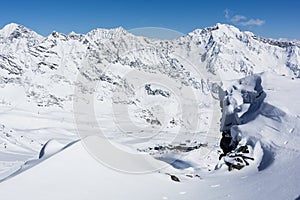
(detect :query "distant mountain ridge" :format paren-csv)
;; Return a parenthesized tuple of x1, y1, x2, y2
(1, 22, 299, 79)
(0, 22, 299, 114)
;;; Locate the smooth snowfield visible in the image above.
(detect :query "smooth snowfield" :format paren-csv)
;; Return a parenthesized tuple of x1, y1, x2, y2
(0, 135, 299, 200)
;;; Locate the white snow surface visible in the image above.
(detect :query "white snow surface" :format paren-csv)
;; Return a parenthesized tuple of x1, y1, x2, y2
(0, 23, 299, 199)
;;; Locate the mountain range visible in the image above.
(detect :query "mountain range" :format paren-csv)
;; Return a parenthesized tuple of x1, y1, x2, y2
(0, 23, 299, 199)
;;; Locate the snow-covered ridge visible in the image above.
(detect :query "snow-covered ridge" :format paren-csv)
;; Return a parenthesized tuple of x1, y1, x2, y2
(0, 22, 300, 80)
(252, 35, 300, 48)
(0, 23, 299, 199)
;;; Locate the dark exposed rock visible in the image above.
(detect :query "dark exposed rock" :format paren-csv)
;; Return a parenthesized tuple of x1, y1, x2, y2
(170, 175, 180, 182)
(145, 84, 170, 98)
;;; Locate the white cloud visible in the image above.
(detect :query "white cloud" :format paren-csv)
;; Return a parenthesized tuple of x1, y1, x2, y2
(225, 9, 230, 20)
(224, 9, 265, 27)
(231, 15, 247, 23)
(240, 19, 265, 26)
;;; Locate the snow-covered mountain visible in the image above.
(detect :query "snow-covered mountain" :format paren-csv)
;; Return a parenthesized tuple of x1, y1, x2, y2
(1, 22, 300, 80)
(0, 22, 299, 110)
(0, 23, 299, 199)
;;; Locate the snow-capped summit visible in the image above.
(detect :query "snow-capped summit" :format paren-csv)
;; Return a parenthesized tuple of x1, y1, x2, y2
(181, 23, 300, 78)
(188, 23, 240, 38)
(0, 23, 43, 44)
(0, 23, 26, 38)
(0, 23, 21, 36)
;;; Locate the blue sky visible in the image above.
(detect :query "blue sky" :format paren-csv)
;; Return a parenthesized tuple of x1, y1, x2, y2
(0, 0, 299, 39)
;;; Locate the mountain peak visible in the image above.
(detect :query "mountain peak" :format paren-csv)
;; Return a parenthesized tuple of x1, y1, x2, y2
(87, 26, 129, 40)
(0, 23, 44, 49)
(0, 23, 23, 37)
(0, 22, 44, 41)
(2, 22, 20, 29)
(188, 23, 239, 36)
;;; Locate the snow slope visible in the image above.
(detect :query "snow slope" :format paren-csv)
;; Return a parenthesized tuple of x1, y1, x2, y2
(0, 23, 299, 199)
(0, 72, 299, 200)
